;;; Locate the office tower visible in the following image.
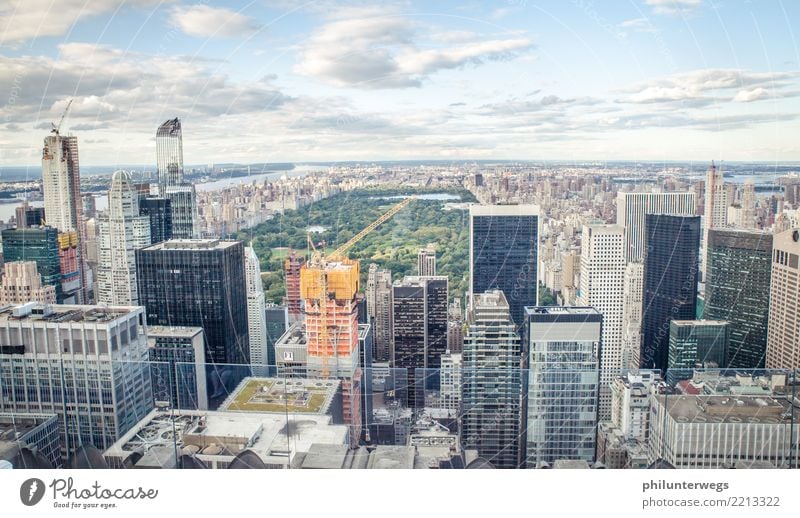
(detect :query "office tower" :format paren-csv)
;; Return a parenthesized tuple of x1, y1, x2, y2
(147, 325, 208, 411)
(766, 228, 800, 369)
(461, 291, 522, 468)
(391, 275, 449, 408)
(417, 243, 437, 276)
(84, 217, 99, 282)
(621, 262, 644, 370)
(609, 371, 659, 442)
(365, 264, 393, 362)
(0, 412, 62, 468)
(0, 261, 56, 305)
(299, 257, 363, 445)
(136, 239, 249, 367)
(578, 224, 625, 418)
(439, 351, 462, 411)
(57, 231, 83, 304)
(15, 201, 45, 228)
(640, 215, 701, 371)
(283, 249, 305, 322)
(41, 131, 86, 302)
(702, 161, 728, 279)
(97, 171, 151, 305)
(1, 227, 61, 301)
(666, 320, 730, 385)
(156, 118, 197, 239)
(0, 303, 153, 456)
(244, 246, 268, 366)
(138, 197, 173, 244)
(704, 229, 772, 368)
(739, 181, 757, 229)
(469, 204, 539, 329)
(524, 307, 601, 467)
(616, 192, 695, 262)
(264, 304, 288, 367)
(648, 393, 799, 468)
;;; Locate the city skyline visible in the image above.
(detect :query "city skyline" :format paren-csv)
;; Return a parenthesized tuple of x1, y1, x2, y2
(1, 1, 799, 166)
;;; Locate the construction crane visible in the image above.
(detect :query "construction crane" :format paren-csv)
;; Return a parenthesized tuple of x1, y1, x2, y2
(51, 99, 73, 135)
(301, 195, 416, 379)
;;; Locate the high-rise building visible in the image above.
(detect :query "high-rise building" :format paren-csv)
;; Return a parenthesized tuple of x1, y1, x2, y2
(417, 243, 437, 276)
(1, 227, 61, 301)
(244, 246, 268, 366)
(156, 119, 197, 239)
(57, 231, 82, 304)
(439, 351, 462, 412)
(283, 249, 305, 322)
(640, 214, 701, 371)
(300, 257, 363, 445)
(461, 291, 522, 468)
(41, 132, 86, 302)
(97, 171, 151, 305)
(766, 228, 800, 369)
(621, 262, 644, 370)
(391, 275, 448, 408)
(365, 264, 393, 362)
(578, 224, 625, 418)
(704, 229, 772, 368)
(136, 239, 249, 367)
(14, 201, 45, 229)
(138, 196, 172, 244)
(264, 304, 288, 367)
(0, 261, 56, 305)
(738, 181, 757, 229)
(666, 320, 730, 385)
(616, 192, 695, 262)
(609, 371, 660, 442)
(524, 307, 601, 467)
(147, 325, 207, 411)
(469, 204, 539, 329)
(0, 303, 153, 456)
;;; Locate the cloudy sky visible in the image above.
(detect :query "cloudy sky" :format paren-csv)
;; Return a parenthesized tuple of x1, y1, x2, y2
(0, 0, 799, 166)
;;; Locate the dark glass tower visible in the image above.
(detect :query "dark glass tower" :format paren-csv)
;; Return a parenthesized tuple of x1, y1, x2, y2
(640, 214, 701, 371)
(704, 229, 772, 368)
(138, 196, 173, 244)
(156, 118, 184, 192)
(469, 204, 539, 330)
(666, 320, 730, 385)
(1, 226, 62, 301)
(136, 239, 249, 366)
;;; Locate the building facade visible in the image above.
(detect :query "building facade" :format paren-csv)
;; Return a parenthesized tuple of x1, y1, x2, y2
(766, 228, 800, 369)
(616, 192, 695, 262)
(366, 264, 393, 362)
(0, 261, 56, 305)
(666, 320, 730, 385)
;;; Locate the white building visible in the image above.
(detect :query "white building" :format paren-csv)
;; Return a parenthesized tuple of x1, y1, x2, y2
(621, 262, 644, 370)
(703, 161, 729, 278)
(0, 303, 153, 456)
(97, 171, 151, 305)
(766, 228, 800, 369)
(0, 261, 56, 305)
(578, 224, 625, 419)
(417, 243, 437, 276)
(244, 246, 268, 366)
(439, 351, 462, 411)
(609, 371, 660, 442)
(616, 191, 695, 262)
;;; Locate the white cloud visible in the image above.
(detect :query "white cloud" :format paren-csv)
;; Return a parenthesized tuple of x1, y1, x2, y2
(0, 0, 164, 46)
(294, 8, 534, 89)
(733, 87, 769, 102)
(644, 0, 703, 16)
(169, 5, 260, 38)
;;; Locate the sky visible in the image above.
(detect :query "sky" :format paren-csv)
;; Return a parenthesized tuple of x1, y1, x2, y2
(0, 0, 799, 166)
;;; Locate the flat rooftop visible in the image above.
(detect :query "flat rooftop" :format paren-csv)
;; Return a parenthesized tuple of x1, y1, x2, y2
(0, 303, 139, 324)
(219, 377, 339, 414)
(658, 394, 799, 424)
(147, 325, 204, 338)
(142, 239, 239, 251)
(525, 306, 600, 316)
(469, 203, 540, 216)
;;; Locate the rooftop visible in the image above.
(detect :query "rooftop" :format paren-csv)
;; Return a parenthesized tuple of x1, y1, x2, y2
(147, 326, 204, 338)
(658, 394, 799, 425)
(0, 303, 140, 324)
(219, 377, 339, 414)
(142, 239, 240, 251)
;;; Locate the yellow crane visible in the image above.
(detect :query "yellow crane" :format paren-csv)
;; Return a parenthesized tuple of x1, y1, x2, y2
(301, 195, 416, 378)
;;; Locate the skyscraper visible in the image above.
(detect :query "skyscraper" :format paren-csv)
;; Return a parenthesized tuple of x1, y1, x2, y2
(138, 196, 172, 244)
(156, 118, 197, 239)
(147, 325, 208, 411)
(0, 261, 57, 305)
(365, 264, 393, 362)
(41, 131, 86, 302)
(136, 239, 249, 367)
(578, 224, 625, 418)
(616, 192, 695, 262)
(461, 290, 522, 468)
(264, 304, 288, 367)
(417, 243, 437, 276)
(15, 201, 45, 229)
(96, 171, 151, 305)
(283, 249, 305, 322)
(391, 275, 448, 408)
(469, 204, 539, 329)
(766, 228, 800, 369)
(1, 227, 61, 301)
(704, 229, 772, 368)
(640, 214, 701, 371)
(244, 246, 268, 366)
(621, 262, 644, 370)
(703, 161, 729, 279)
(524, 307, 601, 467)
(666, 320, 730, 385)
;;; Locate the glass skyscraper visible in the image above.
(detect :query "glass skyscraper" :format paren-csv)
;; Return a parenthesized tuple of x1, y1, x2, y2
(1, 227, 62, 301)
(704, 229, 772, 368)
(469, 204, 539, 330)
(156, 118, 197, 239)
(666, 320, 730, 385)
(640, 214, 701, 371)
